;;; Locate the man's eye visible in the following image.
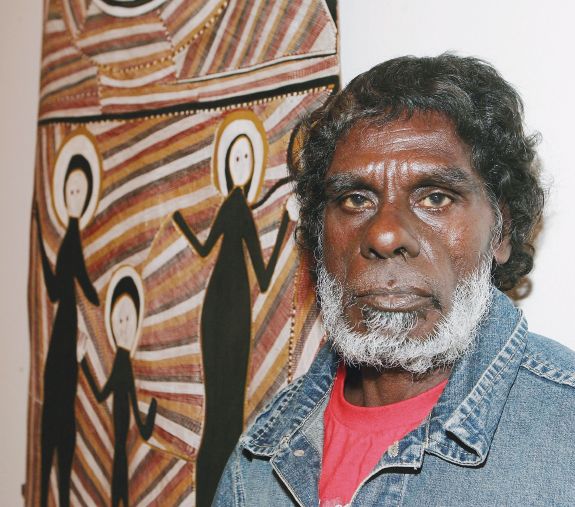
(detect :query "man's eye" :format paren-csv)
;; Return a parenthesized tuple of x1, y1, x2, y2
(419, 193, 453, 209)
(341, 194, 373, 210)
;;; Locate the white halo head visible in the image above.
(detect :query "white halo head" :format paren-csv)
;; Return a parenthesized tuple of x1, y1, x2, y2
(213, 110, 268, 204)
(53, 128, 102, 230)
(105, 266, 145, 357)
(92, 0, 169, 17)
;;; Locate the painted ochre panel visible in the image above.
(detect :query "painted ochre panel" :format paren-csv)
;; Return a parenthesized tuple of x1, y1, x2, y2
(27, 1, 338, 506)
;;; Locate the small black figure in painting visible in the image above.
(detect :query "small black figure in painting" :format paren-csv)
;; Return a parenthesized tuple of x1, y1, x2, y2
(80, 275, 157, 507)
(37, 154, 100, 507)
(173, 127, 292, 507)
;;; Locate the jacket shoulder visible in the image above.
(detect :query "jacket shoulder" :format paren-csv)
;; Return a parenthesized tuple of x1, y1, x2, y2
(242, 375, 306, 447)
(521, 332, 575, 388)
(241, 343, 338, 454)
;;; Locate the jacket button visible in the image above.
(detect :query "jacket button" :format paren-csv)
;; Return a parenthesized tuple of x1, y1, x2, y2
(294, 449, 305, 457)
(388, 441, 399, 458)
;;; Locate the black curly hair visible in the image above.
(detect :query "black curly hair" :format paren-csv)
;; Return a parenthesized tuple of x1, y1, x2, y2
(288, 53, 544, 291)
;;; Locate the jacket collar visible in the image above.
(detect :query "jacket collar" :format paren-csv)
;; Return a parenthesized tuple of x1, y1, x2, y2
(242, 290, 528, 467)
(241, 342, 338, 457)
(427, 290, 527, 465)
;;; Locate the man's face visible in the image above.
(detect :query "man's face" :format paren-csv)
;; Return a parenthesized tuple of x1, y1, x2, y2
(321, 112, 511, 343)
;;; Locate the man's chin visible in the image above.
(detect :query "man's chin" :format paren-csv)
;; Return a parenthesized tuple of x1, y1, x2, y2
(329, 319, 471, 374)
(328, 328, 453, 374)
(317, 259, 494, 375)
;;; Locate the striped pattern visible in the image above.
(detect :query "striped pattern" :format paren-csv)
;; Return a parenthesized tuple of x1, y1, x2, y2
(161, 0, 227, 49)
(40, 2, 100, 120)
(29, 1, 339, 504)
(175, 0, 337, 80)
(73, 10, 174, 69)
(28, 86, 334, 506)
(291, 251, 326, 380)
(135, 218, 212, 460)
(25, 163, 52, 507)
(244, 227, 298, 424)
(100, 55, 339, 114)
(38, 0, 337, 120)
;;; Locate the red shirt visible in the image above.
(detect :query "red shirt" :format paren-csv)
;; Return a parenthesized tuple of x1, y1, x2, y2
(319, 364, 448, 507)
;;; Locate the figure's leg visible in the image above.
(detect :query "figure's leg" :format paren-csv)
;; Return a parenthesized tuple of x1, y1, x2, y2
(121, 485, 129, 507)
(112, 445, 129, 507)
(196, 423, 219, 507)
(112, 489, 120, 507)
(111, 489, 128, 507)
(40, 414, 56, 507)
(111, 471, 119, 507)
(196, 278, 251, 507)
(57, 422, 76, 507)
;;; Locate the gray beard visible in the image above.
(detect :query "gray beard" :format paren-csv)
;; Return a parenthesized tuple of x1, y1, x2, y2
(316, 260, 494, 375)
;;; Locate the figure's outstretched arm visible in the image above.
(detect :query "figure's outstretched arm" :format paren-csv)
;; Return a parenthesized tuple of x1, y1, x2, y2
(128, 368, 157, 440)
(74, 238, 99, 307)
(34, 203, 59, 303)
(173, 210, 223, 258)
(80, 358, 113, 403)
(76, 261, 99, 306)
(245, 208, 291, 293)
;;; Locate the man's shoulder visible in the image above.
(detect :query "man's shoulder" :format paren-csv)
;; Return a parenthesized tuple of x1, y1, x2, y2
(243, 374, 307, 447)
(520, 332, 575, 389)
(241, 342, 338, 452)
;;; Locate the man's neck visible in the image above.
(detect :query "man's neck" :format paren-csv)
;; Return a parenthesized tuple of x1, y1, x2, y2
(343, 364, 452, 407)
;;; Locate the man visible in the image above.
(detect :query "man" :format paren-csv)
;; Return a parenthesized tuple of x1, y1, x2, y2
(213, 54, 575, 506)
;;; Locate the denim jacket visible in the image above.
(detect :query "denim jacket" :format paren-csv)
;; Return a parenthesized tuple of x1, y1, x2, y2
(213, 290, 575, 506)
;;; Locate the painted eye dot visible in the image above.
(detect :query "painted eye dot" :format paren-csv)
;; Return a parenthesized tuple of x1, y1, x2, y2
(236, 156, 240, 161)
(244, 154, 248, 158)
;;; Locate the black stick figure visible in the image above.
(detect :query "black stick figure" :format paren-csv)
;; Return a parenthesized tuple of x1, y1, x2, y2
(80, 276, 157, 507)
(173, 134, 291, 506)
(37, 155, 100, 507)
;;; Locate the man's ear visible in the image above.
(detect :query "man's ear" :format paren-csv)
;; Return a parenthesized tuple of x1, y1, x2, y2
(494, 204, 512, 264)
(494, 235, 511, 264)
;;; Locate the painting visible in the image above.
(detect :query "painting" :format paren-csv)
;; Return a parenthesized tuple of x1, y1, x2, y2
(27, 1, 339, 505)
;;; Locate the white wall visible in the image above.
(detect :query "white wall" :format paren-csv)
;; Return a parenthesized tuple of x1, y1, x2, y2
(0, 0, 43, 504)
(339, 0, 575, 347)
(1, 0, 574, 504)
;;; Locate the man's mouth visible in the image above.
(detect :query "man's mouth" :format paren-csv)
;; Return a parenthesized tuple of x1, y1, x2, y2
(351, 289, 441, 313)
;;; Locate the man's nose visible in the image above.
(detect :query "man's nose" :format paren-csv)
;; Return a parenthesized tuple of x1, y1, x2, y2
(360, 204, 420, 259)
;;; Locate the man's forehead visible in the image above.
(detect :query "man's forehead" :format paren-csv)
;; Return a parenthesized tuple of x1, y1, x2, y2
(338, 111, 465, 150)
(324, 164, 479, 195)
(328, 112, 478, 183)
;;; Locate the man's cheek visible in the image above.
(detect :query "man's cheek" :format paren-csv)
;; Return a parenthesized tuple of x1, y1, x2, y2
(420, 233, 465, 279)
(321, 248, 349, 283)
(321, 225, 354, 276)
